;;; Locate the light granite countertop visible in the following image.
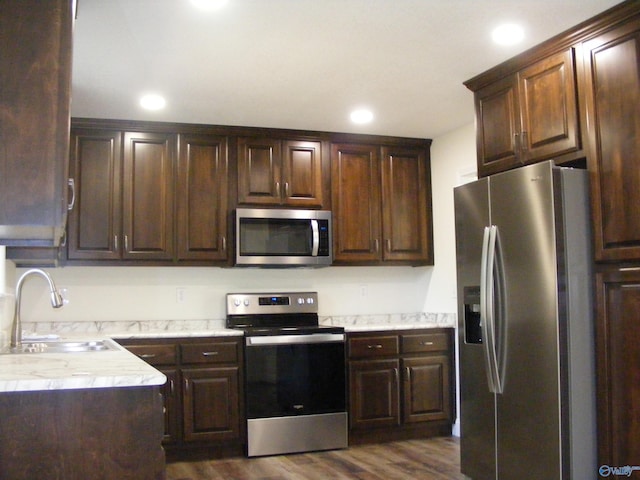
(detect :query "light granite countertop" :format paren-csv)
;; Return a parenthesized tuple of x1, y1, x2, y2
(0, 336, 166, 394)
(3, 312, 456, 394)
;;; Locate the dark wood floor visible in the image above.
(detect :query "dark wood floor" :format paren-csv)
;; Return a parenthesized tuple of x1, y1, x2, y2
(166, 436, 465, 480)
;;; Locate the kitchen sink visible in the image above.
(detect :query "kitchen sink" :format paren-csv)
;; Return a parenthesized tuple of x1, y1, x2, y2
(8, 339, 119, 354)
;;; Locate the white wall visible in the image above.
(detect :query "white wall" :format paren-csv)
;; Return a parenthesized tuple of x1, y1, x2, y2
(9, 122, 477, 331)
(423, 122, 477, 313)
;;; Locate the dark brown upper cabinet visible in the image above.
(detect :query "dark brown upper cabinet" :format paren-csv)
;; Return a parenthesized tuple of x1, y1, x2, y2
(331, 143, 433, 266)
(0, 0, 73, 246)
(470, 49, 581, 177)
(176, 134, 229, 262)
(68, 129, 176, 262)
(582, 15, 640, 262)
(237, 137, 325, 208)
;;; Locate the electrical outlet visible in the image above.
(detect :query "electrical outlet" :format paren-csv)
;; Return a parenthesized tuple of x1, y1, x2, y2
(176, 287, 186, 304)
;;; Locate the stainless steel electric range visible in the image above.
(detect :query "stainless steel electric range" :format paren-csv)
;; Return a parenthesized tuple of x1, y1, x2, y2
(226, 292, 348, 457)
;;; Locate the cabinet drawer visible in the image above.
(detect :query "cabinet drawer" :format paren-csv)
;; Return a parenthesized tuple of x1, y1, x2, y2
(349, 335, 399, 358)
(180, 342, 238, 364)
(125, 344, 177, 366)
(401, 333, 449, 354)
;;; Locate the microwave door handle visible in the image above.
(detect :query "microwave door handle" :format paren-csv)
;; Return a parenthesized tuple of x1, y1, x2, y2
(311, 219, 319, 256)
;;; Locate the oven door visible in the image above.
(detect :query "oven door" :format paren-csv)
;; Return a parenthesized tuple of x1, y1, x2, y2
(244, 333, 346, 419)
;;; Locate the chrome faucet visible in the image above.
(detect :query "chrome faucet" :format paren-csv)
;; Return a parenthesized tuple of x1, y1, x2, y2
(10, 269, 64, 350)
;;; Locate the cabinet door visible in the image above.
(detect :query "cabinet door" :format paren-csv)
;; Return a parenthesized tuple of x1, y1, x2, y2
(182, 367, 241, 443)
(518, 49, 580, 163)
(0, 0, 72, 245)
(475, 75, 520, 177)
(177, 134, 228, 261)
(349, 359, 400, 430)
(381, 146, 432, 264)
(160, 369, 180, 444)
(237, 137, 282, 205)
(595, 267, 640, 466)
(331, 143, 381, 263)
(282, 140, 324, 207)
(402, 356, 451, 424)
(67, 130, 122, 260)
(122, 132, 176, 260)
(583, 18, 640, 262)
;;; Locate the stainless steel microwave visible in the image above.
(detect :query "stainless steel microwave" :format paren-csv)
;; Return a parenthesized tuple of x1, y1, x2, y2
(235, 208, 332, 267)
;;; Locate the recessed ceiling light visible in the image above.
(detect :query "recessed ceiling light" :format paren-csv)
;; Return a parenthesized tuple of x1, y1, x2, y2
(190, 0, 228, 10)
(140, 94, 166, 111)
(350, 109, 374, 124)
(492, 24, 525, 46)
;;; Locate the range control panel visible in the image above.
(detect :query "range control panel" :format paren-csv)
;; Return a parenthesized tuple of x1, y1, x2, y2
(226, 292, 318, 316)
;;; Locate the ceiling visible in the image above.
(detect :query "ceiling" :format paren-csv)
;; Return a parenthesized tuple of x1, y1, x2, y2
(72, 0, 622, 139)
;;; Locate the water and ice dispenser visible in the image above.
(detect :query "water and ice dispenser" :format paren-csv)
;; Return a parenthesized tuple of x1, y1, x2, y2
(463, 286, 482, 344)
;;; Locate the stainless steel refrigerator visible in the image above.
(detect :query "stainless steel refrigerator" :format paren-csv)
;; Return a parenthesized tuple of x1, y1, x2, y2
(454, 161, 596, 479)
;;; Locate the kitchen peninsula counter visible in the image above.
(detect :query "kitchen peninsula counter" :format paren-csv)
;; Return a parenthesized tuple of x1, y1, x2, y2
(0, 338, 166, 393)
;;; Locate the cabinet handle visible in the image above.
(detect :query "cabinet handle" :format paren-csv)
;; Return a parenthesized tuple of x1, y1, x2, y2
(514, 132, 519, 151)
(521, 131, 528, 151)
(124, 235, 129, 252)
(367, 344, 383, 349)
(275, 181, 280, 197)
(420, 341, 434, 346)
(184, 378, 189, 393)
(169, 379, 175, 395)
(386, 239, 391, 252)
(405, 367, 411, 383)
(67, 178, 76, 211)
(394, 368, 399, 384)
(284, 182, 290, 197)
(221, 236, 226, 252)
(139, 353, 157, 359)
(114, 235, 118, 251)
(202, 351, 219, 356)
(374, 239, 379, 252)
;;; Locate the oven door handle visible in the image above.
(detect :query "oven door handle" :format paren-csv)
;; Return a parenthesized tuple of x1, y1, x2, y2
(246, 333, 345, 346)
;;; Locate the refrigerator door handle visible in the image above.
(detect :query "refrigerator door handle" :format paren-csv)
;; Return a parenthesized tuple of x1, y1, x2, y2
(481, 225, 505, 394)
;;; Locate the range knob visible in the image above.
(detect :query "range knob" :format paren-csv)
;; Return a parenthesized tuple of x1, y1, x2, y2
(244, 299, 250, 307)
(306, 297, 314, 305)
(297, 297, 305, 305)
(233, 298, 241, 307)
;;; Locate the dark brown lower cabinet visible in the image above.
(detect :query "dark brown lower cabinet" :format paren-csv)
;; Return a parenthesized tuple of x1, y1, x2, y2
(402, 354, 451, 424)
(117, 336, 243, 454)
(350, 359, 401, 430)
(182, 367, 240, 443)
(347, 328, 454, 444)
(0, 386, 165, 480)
(596, 267, 640, 466)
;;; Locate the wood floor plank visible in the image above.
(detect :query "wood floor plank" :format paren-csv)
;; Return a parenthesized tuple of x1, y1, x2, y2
(166, 437, 465, 480)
